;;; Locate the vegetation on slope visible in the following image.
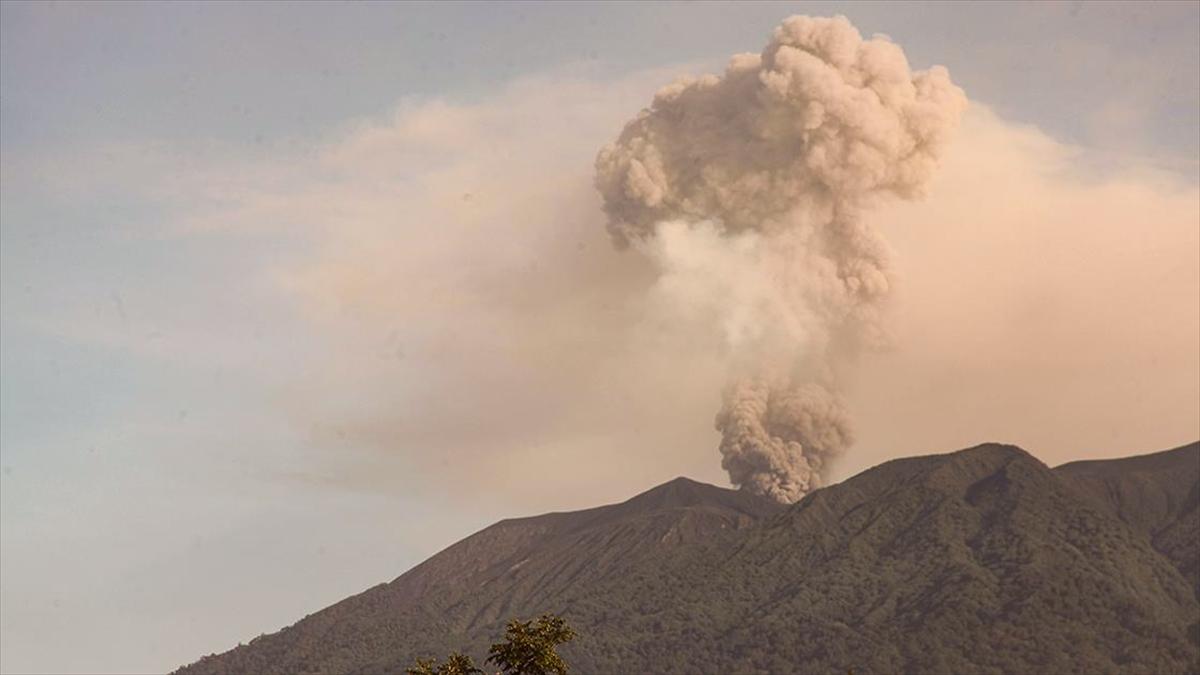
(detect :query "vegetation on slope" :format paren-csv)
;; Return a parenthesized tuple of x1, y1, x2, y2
(177, 444, 1200, 675)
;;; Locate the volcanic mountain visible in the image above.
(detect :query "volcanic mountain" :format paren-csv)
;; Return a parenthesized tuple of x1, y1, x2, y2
(178, 442, 1200, 675)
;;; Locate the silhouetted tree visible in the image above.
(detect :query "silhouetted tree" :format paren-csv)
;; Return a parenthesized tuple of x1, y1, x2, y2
(486, 614, 578, 675)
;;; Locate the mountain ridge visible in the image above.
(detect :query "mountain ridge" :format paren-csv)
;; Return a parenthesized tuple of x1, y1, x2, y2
(1056, 442, 1200, 596)
(178, 442, 1200, 675)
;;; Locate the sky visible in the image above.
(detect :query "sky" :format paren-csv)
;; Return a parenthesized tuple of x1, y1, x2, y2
(1, 2, 1198, 673)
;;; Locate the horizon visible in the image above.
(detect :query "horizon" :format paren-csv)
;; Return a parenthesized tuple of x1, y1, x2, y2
(2, 2, 1198, 673)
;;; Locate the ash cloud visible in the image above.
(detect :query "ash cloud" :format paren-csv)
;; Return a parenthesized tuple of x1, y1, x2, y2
(595, 15, 966, 502)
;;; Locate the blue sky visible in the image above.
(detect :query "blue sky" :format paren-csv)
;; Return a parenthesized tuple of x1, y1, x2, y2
(3, 2, 1199, 163)
(2, 2, 1198, 673)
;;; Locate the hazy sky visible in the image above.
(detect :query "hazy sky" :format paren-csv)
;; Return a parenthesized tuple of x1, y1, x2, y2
(2, 2, 1198, 673)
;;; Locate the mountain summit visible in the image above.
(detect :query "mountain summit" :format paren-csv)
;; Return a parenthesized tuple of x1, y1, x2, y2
(179, 442, 1200, 675)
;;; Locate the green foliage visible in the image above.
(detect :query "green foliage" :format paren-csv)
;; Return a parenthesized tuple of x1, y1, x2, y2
(405, 652, 482, 675)
(439, 652, 482, 675)
(405, 615, 573, 675)
(486, 614, 578, 675)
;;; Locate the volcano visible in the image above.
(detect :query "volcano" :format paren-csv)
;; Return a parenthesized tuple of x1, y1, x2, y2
(178, 442, 1200, 675)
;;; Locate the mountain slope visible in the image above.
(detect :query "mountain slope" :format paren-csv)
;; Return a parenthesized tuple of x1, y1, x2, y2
(1056, 442, 1200, 594)
(179, 444, 1200, 675)
(179, 477, 782, 675)
(591, 444, 1197, 673)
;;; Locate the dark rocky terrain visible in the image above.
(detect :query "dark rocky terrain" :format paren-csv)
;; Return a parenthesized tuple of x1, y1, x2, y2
(178, 442, 1200, 675)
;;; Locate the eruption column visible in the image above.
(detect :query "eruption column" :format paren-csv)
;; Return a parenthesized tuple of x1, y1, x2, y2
(595, 15, 966, 502)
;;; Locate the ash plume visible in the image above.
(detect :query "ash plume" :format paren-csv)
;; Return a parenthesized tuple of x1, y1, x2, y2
(594, 15, 966, 502)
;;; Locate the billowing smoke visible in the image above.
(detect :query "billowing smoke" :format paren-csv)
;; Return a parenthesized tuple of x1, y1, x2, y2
(594, 15, 966, 502)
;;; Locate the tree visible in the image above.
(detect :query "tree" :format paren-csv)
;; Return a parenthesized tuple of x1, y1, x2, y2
(405, 653, 482, 675)
(440, 652, 483, 675)
(486, 614, 578, 675)
(405, 613, 576, 675)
